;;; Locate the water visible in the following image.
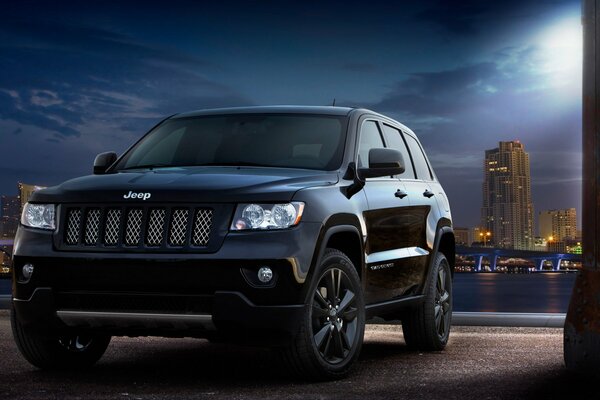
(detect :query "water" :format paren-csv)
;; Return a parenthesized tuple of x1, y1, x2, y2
(453, 273, 577, 313)
(0, 273, 578, 313)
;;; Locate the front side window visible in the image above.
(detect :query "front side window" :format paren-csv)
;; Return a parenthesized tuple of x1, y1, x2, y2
(381, 124, 415, 179)
(114, 114, 347, 171)
(357, 120, 385, 168)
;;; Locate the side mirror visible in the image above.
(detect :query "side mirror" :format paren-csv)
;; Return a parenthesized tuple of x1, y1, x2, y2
(93, 151, 117, 175)
(360, 148, 405, 178)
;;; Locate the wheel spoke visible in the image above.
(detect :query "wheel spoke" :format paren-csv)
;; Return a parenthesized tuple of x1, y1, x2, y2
(322, 328, 333, 357)
(340, 327, 351, 350)
(437, 268, 445, 296)
(335, 269, 342, 300)
(435, 304, 442, 329)
(440, 291, 449, 305)
(342, 306, 358, 321)
(326, 271, 337, 304)
(314, 324, 331, 349)
(439, 310, 446, 336)
(332, 325, 345, 358)
(314, 288, 328, 308)
(337, 290, 355, 315)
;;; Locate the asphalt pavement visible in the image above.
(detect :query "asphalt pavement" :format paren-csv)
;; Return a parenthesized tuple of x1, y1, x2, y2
(0, 310, 596, 400)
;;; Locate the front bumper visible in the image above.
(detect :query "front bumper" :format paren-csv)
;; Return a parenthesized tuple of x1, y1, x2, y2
(12, 222, 322, 343)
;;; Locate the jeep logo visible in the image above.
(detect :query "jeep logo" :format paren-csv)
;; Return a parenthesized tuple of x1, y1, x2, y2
(123, 191, 151, 200)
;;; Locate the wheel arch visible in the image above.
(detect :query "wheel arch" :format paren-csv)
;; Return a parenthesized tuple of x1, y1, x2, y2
(311, 223, 364, 283)
(421, 221, 455, 296)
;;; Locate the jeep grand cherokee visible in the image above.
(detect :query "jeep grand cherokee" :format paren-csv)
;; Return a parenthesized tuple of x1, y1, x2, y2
(11, 106, 455, 380)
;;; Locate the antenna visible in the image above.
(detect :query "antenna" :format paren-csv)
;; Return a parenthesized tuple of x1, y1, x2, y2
(332, 98, 336, 107)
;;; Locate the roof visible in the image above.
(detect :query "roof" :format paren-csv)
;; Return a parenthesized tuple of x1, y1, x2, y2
(172, 105, 357, 119)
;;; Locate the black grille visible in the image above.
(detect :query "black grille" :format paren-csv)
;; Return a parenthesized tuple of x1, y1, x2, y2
(63, 206, 213, 249)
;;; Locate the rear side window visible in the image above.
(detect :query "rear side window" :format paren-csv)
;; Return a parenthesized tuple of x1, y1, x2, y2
(381, 124, 415, 179)
(357, 120, 385, 168)
(404, 134, 433, 180)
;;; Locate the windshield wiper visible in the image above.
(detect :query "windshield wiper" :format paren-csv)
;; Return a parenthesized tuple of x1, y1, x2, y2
(119, 163, 171, 170)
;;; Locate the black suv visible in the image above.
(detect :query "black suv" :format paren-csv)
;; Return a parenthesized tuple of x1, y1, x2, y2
(11, 106, 454, 379)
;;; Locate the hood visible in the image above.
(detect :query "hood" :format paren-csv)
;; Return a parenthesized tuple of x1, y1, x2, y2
(30, 166, 339, 204)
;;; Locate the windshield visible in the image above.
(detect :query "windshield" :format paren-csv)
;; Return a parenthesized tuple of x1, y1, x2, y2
(114, 114, 348, 171)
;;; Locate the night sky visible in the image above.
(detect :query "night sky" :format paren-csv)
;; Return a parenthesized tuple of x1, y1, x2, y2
(0, 0, 582, 230)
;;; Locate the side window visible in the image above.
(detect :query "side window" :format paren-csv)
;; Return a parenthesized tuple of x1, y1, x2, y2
(404, 134, 433, 180)
(381, 124, 415, 179)
(357, 120, 385, 168)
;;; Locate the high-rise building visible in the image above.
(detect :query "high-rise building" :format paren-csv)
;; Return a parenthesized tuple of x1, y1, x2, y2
(453, 227, 470, 246)
(0, 195, 20, 238)
(481, 141, 534, 250)
(539, 208, 578, 241)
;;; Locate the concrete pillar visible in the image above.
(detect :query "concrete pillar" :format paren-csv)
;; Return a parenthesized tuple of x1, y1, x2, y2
(536, 259, 546, 272)
(475, 256, 483, 272)
(552, 258, 563, 271)
(564, 0, 600, 375)
(490, 255, 498, 272)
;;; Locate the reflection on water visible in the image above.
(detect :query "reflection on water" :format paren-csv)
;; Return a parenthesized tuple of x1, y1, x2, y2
(454, 273, 577, 313)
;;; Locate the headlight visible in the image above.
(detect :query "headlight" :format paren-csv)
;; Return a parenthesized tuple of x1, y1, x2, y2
(21, 203, 55, 230)
(231, 202, 304, 230)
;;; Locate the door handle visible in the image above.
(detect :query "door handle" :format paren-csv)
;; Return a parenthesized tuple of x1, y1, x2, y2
(423, 190, 435, 198)
(395, 189, 408, 199)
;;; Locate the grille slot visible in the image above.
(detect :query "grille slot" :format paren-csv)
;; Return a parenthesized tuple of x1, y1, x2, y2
(84, 209, 101, 245)
(125, 209, 143, 246)
(192, 209, 213, 247)
(65, 209, 82, 245)
(169, 209, 189, 246)
(62, 206, 212, 250)
(146, 209, 166, 246)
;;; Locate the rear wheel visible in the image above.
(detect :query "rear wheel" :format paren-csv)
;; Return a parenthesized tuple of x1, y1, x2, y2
(282, 248, 365, 380)
(11, 307, 111, 370)
(402, 252, 452, 351)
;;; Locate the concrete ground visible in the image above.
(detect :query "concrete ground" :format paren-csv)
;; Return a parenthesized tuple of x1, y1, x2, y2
(0, 310, 596, 400)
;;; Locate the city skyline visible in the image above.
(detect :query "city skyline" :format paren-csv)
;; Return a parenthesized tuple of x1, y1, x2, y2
(0, 0, 583, 228)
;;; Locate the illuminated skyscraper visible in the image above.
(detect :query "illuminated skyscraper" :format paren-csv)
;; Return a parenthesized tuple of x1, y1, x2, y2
(539, 208, 578, 241)
(481, 141, 534, 250)
(1, 195, 20, 238)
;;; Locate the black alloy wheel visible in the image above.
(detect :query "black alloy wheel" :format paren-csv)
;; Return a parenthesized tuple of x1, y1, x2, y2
(311, 267, 359, 364)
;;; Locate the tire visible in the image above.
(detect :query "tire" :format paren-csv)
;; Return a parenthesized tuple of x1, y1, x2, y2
(282, 248, 365, 380)
(11, 307, 111, 370)
(402, 252, 452, 351)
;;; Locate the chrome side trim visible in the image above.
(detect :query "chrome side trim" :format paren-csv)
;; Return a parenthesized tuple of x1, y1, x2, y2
(56, 310, 216, 330)
(367, 246, 429, 264)
(406, 246, 429, 257)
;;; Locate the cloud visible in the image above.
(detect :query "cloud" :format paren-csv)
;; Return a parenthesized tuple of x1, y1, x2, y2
(0, 18, 253, 141)
(30, 90, 63, 107)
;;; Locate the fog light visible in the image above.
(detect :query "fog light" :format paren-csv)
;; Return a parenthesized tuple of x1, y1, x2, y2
(22, 263, 34, 280)
(257, 267, 273, 283)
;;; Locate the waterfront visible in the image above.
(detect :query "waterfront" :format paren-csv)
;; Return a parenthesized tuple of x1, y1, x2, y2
(453, 272, 576, 313)
(0, 272, 577, 313)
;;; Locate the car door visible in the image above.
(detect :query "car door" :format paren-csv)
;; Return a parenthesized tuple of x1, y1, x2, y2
(358, 119, 412, 303)
(390, 127, 439, 293)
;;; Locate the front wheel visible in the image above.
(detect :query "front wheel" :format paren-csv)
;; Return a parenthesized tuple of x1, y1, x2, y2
(282, 248, 365, 380)
(11, 307, 111, 370)
(402, 252, 452, 351)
